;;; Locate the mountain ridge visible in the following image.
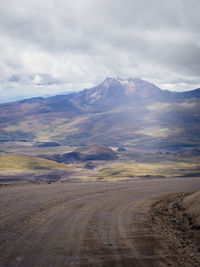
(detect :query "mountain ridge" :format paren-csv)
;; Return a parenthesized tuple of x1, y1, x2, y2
(1, 77, 200, 106)
(0, 77, 200, 150)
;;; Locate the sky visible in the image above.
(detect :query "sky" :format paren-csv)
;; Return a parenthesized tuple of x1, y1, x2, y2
(0, 0, 200, 103)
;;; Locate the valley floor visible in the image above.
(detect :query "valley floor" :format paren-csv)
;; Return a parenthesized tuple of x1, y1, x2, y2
(0, 178, 200, 267)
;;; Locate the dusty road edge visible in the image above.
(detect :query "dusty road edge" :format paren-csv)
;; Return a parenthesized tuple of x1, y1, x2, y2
(151, 192, 200, 267)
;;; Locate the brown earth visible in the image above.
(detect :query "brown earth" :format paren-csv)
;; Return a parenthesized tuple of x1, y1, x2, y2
(152, 191, 200, 267)
(0, 178, 200, 267)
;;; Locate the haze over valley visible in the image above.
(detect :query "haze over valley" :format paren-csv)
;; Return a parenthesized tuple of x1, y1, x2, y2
(1, 77, 200, 149)
(1, 1, 200, 266)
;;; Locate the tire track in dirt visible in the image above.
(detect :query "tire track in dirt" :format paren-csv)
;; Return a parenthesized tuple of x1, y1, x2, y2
(76, 189, 162, 266)
(1, 198, 80, 266)
(0, 178, 200, 267)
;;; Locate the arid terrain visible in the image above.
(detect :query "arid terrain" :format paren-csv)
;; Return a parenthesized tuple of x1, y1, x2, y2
(1, 0, 200, 265)
(1, 78, 200, 266)
(0, 178, 200, 267)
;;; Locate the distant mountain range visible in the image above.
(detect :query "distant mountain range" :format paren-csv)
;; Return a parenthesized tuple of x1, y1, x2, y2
(0, 77, 200, 150)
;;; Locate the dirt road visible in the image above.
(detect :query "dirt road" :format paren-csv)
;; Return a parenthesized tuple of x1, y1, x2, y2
(0, 178, 200, 267)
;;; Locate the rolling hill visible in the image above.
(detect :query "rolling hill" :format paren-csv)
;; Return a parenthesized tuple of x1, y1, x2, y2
(61, 144, 118, 163)
(0, 77, 200, 150)
(0, 153, 70, 171)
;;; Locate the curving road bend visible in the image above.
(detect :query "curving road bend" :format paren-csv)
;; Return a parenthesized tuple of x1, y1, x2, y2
(0, 178, 200, 267)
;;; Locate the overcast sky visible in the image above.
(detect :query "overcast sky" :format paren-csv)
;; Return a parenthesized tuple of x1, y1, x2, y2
(0, 0, 200, 102)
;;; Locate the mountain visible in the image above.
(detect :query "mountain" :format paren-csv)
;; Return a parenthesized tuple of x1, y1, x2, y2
(60, 144, 118, 163)
(0, 77, 200, 150)
(70, 77, 165, 111)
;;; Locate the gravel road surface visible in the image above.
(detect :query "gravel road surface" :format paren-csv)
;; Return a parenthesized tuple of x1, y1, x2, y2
(0, 178, 199, 267)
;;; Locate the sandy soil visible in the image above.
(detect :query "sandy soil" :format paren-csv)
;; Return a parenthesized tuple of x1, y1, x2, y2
(0, 178, 200, 267)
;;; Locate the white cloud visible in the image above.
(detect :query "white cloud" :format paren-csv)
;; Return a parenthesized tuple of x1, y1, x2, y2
(0, 0, 200, 102)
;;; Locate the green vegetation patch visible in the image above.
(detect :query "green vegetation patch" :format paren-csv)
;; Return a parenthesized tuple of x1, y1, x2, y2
(96, 161, 200, 181)
(0, 153, 70, 171)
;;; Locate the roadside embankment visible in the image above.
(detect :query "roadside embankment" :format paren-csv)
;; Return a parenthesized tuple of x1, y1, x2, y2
(152, 191, 200, 266)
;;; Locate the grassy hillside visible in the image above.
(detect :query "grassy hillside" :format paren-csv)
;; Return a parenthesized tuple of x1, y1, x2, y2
(95, 161, 200, 181)
(0, 154, 70, 171)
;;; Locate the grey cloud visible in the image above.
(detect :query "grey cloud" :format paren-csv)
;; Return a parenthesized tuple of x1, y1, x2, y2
(0, 0, 200, 102)
(8, 74, 61, 86)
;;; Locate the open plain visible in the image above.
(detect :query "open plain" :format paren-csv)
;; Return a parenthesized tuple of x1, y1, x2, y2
(0, 177, 200, 267)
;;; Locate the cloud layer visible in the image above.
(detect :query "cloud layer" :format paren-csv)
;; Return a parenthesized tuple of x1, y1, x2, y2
(0, 0, 200, 102)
